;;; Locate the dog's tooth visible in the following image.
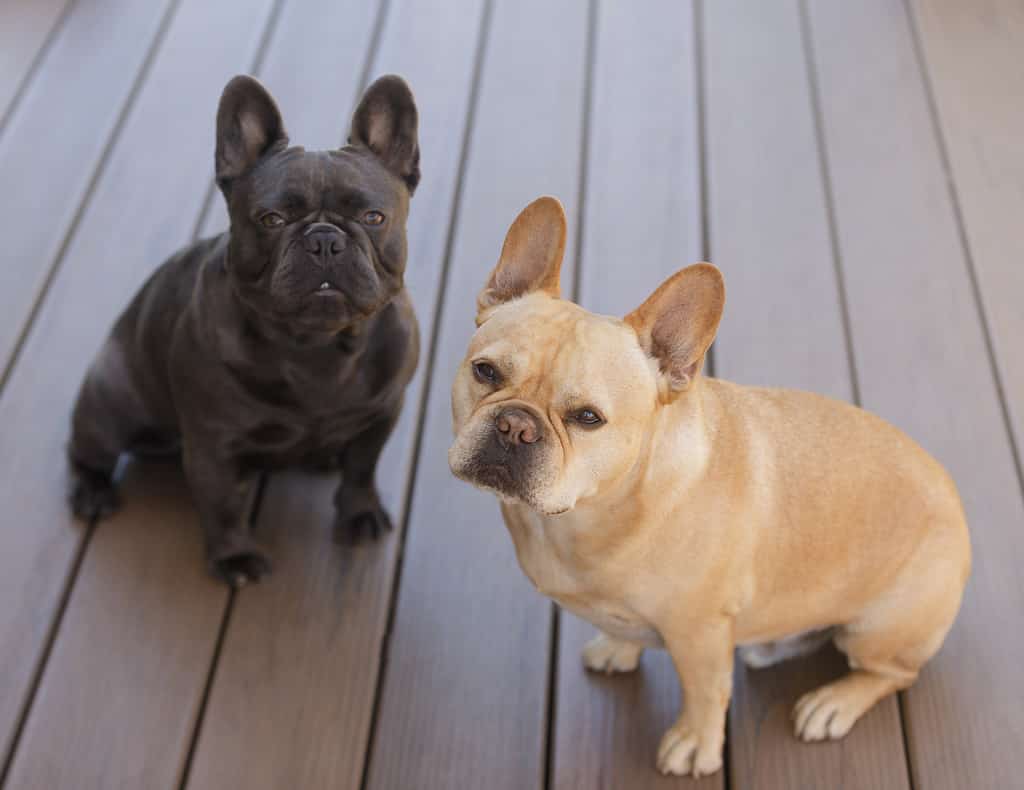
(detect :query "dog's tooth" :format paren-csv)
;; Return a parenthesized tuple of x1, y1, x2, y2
(319, 281, 330, 290)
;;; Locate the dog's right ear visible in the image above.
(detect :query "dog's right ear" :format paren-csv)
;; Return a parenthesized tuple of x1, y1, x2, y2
(477, 196, 567, 323)
(215, 75, 288, 192)
(625, 263, 725, 398)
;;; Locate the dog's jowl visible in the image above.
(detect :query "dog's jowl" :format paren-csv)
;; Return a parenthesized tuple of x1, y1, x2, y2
(449, 196, 970, 778)
(69, 74, 420, 586)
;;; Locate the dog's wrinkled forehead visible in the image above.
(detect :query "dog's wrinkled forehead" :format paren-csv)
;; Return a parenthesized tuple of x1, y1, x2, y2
(243, 148, 404, 214)
(471, 294, 655, 409)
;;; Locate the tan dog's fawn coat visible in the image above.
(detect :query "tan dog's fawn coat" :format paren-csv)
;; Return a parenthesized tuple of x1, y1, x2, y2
(449, 197, 970, 777)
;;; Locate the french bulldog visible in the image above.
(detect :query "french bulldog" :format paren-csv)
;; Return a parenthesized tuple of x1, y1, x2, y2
(449, 197, 970, 777)
(69, 74, 420, 586)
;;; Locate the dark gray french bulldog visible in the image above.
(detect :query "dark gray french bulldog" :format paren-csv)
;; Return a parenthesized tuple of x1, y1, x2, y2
(68, 74, 420, 586)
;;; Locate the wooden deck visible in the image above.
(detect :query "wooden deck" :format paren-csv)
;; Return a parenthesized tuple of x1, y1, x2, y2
(0, 0, 1021, 787)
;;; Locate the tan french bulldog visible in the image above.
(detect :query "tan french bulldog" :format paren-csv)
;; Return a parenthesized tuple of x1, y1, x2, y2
(449, 196, 971, 777)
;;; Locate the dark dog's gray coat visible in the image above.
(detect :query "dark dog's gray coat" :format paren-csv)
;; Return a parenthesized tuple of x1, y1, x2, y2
(69, 74, 420, 585)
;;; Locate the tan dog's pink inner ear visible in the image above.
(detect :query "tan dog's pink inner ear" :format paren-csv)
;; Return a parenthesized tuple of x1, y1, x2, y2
(477, 196, 567, 318)
(625, 263, 726, 395)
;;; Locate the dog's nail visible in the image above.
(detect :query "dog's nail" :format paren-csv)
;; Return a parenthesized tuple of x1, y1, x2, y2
(232, 572, 248, 588)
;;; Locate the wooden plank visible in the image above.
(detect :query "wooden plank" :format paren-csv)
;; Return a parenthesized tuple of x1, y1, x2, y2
(911, 0, 1024, 481)
(183, 1, 485, 787)
(0, 0, 177, 376)
(364, 2, 589, 788)
(0, 0, 180, 763)
(551, 2, 715, 788)
(0, 0, 69, 124)
(803, 1, 1024, 788)
(0, 1, 278, 786)
(701, 1, 911, 787)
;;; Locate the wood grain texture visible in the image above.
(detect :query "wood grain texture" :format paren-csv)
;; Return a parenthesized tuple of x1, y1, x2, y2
(0, 0, 179, 765)
(0, 0, 69, 123)
(4, 464, 229, 790)
(911, 0, 1024, 475)
(551, 2, 714, 787)
(0, 0, 176, 374)
(185, 1, 486, 787)
(703, 1, 911, 787)
(804, 1, 1024, 788)
(0, 1, 277, 786)
(364, 2, 589, 788)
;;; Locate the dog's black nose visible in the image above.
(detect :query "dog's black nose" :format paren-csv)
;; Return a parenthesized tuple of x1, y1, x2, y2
(495, 407, 541, 448)
(304, 222, 344, 260)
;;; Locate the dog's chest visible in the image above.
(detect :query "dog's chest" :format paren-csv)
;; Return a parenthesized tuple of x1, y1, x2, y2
(507, 509, 663, 647)
(230, 361, 384, 460)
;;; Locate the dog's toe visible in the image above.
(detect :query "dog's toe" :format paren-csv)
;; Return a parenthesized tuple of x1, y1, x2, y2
(581, 633, 642, 673)
(656, 720, 722, 777)
(334, 500, 393, 545)
(793, 678, 870, 741)
(70, 476, 120, 521)
(211, 551, 272, 588)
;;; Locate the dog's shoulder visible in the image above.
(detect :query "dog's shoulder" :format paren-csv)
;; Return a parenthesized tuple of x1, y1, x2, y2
(360, 288, 419, 394)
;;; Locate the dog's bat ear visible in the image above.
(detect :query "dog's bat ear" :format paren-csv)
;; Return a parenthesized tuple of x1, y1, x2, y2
(215, 75, 288, 191)
(477, 196, 567, 322)
(349, 75, 420, 193)
(625, 263, 725, 396)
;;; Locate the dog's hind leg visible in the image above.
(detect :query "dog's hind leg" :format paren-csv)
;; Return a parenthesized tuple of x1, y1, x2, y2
(792, 540, 967, 741)
(68, 339, 149, 520)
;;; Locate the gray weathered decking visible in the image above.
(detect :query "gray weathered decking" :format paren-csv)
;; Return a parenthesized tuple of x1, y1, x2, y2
(0, 0, 1021, 788)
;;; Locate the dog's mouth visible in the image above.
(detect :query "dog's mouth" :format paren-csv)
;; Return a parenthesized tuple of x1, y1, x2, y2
(314, 280, 341, 295)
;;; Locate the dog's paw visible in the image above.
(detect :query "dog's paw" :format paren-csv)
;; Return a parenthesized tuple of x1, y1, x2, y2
(793, 674, 879, 741)
(334, 488, 392, 544)
(582, 633, 642, 674)
(209, 548, 272, 588)
(70, 473, 120, 521)
(656, 719, 723, 778)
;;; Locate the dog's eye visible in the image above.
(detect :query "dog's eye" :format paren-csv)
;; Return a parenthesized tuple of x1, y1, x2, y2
(260, 212, 285, 229)
(362, 210, 386, 226)
(472, 361, 500, 384)
(571, 408, 604, 428)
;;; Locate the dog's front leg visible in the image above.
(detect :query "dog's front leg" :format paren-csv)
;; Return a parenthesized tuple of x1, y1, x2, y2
(333, 408, 400, 544)
(656, 617, 733, 778)
(182, 439, 268, 586)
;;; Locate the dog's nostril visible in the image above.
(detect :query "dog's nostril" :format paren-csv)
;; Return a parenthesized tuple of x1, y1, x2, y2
(497, 416, 511, 434)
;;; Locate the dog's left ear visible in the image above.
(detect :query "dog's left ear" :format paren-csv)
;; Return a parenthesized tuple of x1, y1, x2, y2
(350, 75, 420, 192)
(625, 263, 725, 396)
